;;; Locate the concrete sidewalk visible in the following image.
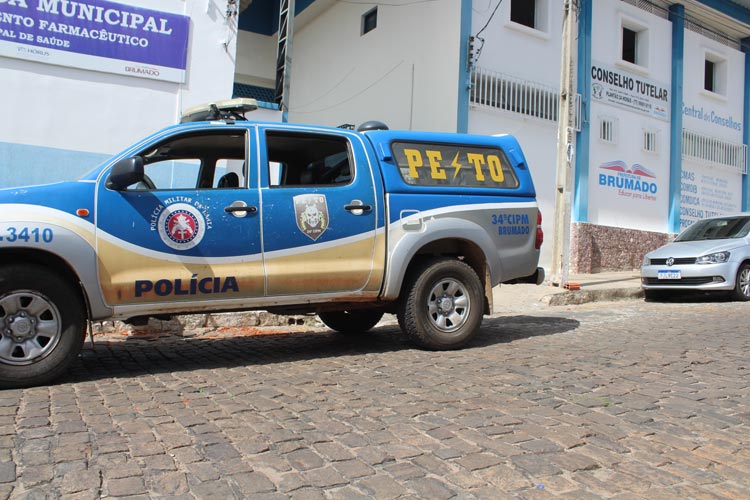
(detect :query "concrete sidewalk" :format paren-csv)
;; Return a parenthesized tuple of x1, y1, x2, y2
(492, 270, 643, 315)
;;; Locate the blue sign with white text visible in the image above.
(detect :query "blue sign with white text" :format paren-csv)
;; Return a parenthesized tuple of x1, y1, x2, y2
(0, 0, 190, 82)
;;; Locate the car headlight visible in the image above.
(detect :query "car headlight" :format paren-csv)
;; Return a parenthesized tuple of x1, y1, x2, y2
(642, 254, 650, 266)
(696, 251, 730, 264)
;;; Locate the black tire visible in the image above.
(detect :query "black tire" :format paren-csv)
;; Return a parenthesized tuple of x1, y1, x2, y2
(732, 263, 750, 301)
(643, 289, 668, 302)
(0, 264, 86, 388)
(318, 310, 384, 334)
(397, 258, 484, 350)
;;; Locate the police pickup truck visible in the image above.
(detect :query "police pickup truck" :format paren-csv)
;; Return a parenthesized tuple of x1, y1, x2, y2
(0, 99, 543, 387)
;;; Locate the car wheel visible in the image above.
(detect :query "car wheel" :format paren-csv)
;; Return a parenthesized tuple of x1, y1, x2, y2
(732, 263, 750, 301)
(0, 265, 86, 388)
(318, 310, 384, 334)
(643, 289, 668, 302)
(397, 258, 484, 350)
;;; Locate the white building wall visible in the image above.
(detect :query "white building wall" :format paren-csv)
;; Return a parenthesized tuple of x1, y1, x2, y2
(467, 0, 564, 270)
(679, 29, 745, 229)
(287, 0, 461, 132)
(235, 29, 276, 89)
(587, 0, 672, 233)
(0, 0, 240, 187)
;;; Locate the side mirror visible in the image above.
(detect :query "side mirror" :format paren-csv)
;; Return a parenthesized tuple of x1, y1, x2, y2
(106, 157, 144, 191)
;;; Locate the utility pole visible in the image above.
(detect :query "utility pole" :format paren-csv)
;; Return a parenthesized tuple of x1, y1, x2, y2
(551, 0, 578, 285)
(275, 0, 295, 122)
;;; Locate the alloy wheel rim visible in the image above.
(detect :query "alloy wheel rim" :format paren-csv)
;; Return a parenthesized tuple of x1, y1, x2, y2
(741, 268, 750, 297)
(0, 291, 62, 365)
(427, 278, 470, 333)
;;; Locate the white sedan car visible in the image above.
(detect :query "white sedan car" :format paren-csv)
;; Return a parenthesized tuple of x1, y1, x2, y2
(641, 214, 750, 301)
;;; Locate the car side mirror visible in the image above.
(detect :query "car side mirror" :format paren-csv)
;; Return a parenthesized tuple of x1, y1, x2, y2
(106, 157, 144, 191)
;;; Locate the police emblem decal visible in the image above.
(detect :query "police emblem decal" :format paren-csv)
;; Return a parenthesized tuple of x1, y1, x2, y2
(157, 203, 205, 250)
(294, 194, 329, 241)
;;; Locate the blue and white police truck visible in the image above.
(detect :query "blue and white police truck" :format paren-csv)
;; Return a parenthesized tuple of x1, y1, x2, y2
(0, 99, 544, 387)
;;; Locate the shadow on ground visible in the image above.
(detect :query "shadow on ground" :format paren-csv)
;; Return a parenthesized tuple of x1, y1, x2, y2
(64, 315, 581, 385)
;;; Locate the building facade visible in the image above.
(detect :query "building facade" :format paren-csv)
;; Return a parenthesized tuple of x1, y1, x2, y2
(2, 0, 749, 275)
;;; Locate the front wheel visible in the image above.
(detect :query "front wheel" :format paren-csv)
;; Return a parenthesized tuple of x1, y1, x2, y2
(397, 258, 484, 350)
(732, 263, 750, 301)
(318, 310, 384, 334)
(0, 265, 86, 388)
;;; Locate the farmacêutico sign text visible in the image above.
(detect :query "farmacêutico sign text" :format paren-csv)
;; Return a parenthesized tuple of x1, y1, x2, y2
(0, 0, 189, 83)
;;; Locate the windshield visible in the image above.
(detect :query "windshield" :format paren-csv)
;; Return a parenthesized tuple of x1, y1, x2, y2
(676, 216, 750, 242)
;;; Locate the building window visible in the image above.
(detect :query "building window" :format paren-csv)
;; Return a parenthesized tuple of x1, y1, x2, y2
(511, 0, 534, 28)
(643, 130, 660, 154)
(619, 16, 649, 69)
(622, 28, 637, 64)
(704, 51, 726, 96)
(599, 116, 618, 145)
(510, 0, 549, 33)
(704, 60, 715, 92)
(361, 7, 377, 35)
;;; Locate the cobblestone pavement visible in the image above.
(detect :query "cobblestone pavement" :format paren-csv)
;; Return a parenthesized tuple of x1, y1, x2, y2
(1, 298, 749, 499)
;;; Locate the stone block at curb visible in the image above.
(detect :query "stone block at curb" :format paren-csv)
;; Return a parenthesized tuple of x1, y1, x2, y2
(542, 287, 644, 306)
(92, 311, 322, 337)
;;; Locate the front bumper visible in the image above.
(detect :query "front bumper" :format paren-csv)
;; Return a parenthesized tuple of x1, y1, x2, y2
(640, 261, 738, 291)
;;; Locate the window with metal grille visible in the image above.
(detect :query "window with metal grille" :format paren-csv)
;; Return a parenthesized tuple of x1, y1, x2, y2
(599, 117, 617, 144)
(643, 130, 659, 153)
(683, 129, 747, 174)
(469, 67, 581, 130)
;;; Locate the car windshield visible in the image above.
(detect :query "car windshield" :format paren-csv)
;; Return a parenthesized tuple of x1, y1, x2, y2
(675, 216, 750, 242)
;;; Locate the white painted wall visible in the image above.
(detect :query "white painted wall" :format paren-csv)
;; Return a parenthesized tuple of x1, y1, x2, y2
(682, 30, 744, 143)
(235, 29, 276, 88)
(587, 0, 672, 233)
(467, 0, 564, 270)
(470, 109, 559, 270)
(678, 29, 745, 230)
(470, 0, 563, 88)
(287, 0, 461, 131)
(0, 0, 239, 156)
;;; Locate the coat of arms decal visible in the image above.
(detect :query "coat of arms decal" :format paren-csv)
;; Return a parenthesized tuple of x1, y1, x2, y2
(294, 194, 329, 241)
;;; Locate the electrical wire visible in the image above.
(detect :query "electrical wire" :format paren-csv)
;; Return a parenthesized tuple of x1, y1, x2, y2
(291, 60, 405, 114)
(472, 0, 503, 66)
(292, 67, 356, 109)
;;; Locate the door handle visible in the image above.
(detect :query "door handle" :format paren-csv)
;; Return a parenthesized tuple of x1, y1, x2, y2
(344, 203, 372, 213)
(224, 205, 257, 213)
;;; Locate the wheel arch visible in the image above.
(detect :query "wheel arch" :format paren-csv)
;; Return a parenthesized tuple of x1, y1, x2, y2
(0, 246, 108, 321)
(383, 221, 500, 313)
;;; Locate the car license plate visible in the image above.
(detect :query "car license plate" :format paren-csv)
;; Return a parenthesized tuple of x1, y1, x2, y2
(658, 270, 681, 280)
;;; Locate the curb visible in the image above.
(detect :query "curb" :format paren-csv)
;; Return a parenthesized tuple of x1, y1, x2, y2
(542, 287, 644, 306)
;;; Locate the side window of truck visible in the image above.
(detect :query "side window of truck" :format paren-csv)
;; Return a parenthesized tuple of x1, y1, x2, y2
(130, 131, 247, 190)
(266, 131, 352, 187)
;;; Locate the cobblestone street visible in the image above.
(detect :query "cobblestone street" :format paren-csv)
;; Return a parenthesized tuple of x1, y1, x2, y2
(1, 298, 749, 499)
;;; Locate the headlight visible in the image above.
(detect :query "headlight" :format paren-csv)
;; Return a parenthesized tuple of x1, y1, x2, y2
(696, 251, 730, 264)
(642, 254, 650, 266)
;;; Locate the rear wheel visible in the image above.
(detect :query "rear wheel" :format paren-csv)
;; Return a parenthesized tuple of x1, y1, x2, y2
(732, 263, 750, 301)
(318, 310, 384, 334)
(397, 258, 484, 350)
(0, 265, 86, 388)
(643, 289, 668, 302)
